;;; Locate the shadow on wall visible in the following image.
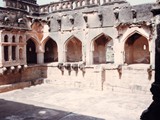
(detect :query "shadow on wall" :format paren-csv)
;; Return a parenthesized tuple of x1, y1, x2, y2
(0, 99, 105, 120)
(0, 66, 48, 93)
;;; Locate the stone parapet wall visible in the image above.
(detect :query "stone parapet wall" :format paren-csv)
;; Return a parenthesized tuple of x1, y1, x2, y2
(0, 64, 154, 93)
(104, 65, 153, 93)
(0, 65, 44, 92)
(44, 64, 154, 93)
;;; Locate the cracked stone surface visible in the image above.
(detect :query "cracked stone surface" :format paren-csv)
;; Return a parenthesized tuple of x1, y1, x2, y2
(0, 84, 152, 120)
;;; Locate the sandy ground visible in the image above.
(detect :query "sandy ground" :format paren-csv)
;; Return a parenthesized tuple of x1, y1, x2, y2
(0, 84, 152, 120)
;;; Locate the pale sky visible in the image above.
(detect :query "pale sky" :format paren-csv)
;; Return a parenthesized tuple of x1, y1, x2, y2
(0, 0, 157, 7)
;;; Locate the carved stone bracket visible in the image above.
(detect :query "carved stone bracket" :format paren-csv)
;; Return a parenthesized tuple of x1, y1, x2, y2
(57, 63, 64, 75)
(64, 63, 72, 75)
(117, 65, 122, 79)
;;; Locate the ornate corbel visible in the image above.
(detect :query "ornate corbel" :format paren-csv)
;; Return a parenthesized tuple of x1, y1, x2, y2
(72, 64, 78, 76)
(57, 63, 64, 75)
(79, 62, 86, 77)
(64, 63, 72, 75)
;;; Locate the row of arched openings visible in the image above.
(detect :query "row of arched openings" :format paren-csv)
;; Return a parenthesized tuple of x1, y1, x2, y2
(3, 35, 24, 62)
(26, 33, 150, 65)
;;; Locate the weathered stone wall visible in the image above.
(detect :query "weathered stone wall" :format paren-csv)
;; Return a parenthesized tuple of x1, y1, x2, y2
(0, 64, 154, 93)
(44, 64, 153, 93)
(104, 65, 153, 93)
(0, 66, 44, 92)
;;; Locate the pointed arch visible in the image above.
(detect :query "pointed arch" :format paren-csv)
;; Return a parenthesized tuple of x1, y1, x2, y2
(124, 32, 150, 64)
(26, 38, 37, 64)
(64, 35, 82, 62)
(122, 30, 149, 44)
(91, 33, 114, 64)
(120, 27, 150, 47)
(41, 36, 58, 51)
(43, 37, 58, 63)
(26, 36, 39, 46)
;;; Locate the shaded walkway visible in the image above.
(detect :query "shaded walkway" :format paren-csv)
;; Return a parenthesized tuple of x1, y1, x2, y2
(0, 99, 104, 120)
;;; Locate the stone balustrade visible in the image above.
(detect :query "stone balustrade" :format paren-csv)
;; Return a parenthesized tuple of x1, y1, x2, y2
(39, 0, 117, 13)
(2, 0, 126, 14)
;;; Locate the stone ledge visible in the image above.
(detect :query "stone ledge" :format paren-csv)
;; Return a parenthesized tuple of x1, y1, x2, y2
(0, 78, 45, 93)
(0, 81, 31, 93)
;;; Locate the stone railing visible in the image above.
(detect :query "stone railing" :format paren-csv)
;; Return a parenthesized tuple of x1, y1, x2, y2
(39, 1, 73, 13)
(3, 0, 127, 14)
(39, 0, 117, 13)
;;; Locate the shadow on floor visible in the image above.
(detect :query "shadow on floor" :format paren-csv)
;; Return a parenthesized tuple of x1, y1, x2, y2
(0, 99, 105, 120)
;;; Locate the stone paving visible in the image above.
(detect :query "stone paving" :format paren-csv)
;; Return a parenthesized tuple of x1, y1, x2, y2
(0, 84, 152, 120)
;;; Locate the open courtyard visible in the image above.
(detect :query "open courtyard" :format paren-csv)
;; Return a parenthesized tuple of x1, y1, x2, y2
(0, 84, 152, 120)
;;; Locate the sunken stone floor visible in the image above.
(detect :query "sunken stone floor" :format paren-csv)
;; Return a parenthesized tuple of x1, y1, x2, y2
(0, 84, 152, 120)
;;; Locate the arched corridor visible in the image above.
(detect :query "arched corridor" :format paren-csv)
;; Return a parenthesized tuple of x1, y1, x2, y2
(92, 34, 113, 64)
(65, 37, 82, 62)
(124, 33, 150, 64)
(27, 39, 37, 64)
(44, 39, 58, 63)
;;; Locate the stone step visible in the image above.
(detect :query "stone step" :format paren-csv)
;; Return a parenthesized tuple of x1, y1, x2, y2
(0, 78, 45, 93)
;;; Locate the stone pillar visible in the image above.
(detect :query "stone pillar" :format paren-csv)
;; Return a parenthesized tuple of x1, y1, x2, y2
(58, 50, 64, 63)
(63, 50, 67, 62)
(150, 30, 156, 69)
(85, 41, 91, 65)
(82, 44, 86, 63)
(89, 50, 93, 65)
(23, 35, 27, 64)
(8, 46, 12, 61)
(141, 4, 160, 120)
(37, 52, 44, 64)
(23, 45, 27, 64)
(114, 38, 124, 65)
(16, 46, 19, 62)
(150, 41, 155, 69)
(15, 35, 19, 62)
(0, 31, 4, 66)
(0, 46, 3, 67)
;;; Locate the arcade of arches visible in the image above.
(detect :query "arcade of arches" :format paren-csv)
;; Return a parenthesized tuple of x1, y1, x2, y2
(2, 34, 26, 65)
(26, 33, 150, 65)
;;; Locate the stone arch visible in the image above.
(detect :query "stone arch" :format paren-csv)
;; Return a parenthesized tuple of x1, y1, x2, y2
(4, 35, 8, 42)
(124, 33, 150, 64)
(26, 36, 39, 51)
(121, 28, 149, 47)
(12, 35, 16, 42)
(44, 37, 58, 63)
(26, 38, 37, 64)
(19, 36, 23, 43)
(64, 36, 82, 62)
(91, 33, 113, 64)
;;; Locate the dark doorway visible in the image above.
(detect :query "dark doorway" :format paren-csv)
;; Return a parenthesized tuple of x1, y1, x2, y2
(66, 37, 82, 62)
(27, 39, 37, 64)
(44, 39, 58, 63)
(125, 33, 150, 64)
(93, 34, 113, 64)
